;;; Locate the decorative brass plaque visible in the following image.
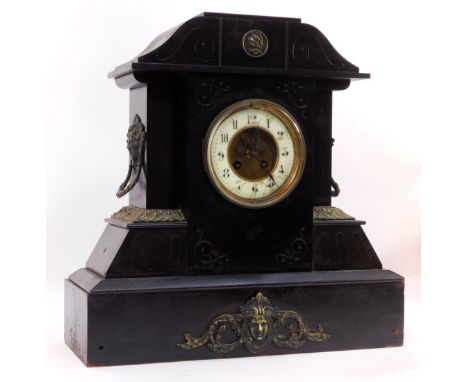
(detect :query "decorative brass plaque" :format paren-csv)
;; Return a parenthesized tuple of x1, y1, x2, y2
(242, 30, 268, 58)
(177, 292, 330, 354)
(111, 206, 185, 223)
(313, 206, 355, 220)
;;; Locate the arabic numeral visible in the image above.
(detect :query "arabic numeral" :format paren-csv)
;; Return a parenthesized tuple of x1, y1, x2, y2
(218, 151, 225, 160)
(277, 130, 284, 137)
(251, 185, 259, 193)
(279, 165, 285, 175)
(248, 115, 258, 125)
(282, 150, 289, 157)
(222, 168, 230, 178)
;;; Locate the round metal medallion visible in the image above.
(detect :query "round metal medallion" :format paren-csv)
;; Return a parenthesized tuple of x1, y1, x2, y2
(242, 30, 268, 58)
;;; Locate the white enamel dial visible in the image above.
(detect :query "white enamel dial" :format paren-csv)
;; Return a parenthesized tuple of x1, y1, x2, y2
(204, 99, 306, 208)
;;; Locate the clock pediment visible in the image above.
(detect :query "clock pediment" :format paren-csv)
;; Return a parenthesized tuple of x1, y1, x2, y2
(109, 12, 369, 84)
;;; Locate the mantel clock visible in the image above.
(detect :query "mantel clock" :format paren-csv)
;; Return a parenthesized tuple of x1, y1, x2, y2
(65, 12, 404, 366)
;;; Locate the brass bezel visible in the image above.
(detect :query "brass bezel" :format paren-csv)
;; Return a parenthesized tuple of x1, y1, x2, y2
(203, 99, 306, 209)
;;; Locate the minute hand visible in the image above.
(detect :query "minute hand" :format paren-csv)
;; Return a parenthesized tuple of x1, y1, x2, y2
(268, 174, 279, 187)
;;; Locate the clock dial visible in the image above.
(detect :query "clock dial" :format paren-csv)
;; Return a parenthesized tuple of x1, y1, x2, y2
(204, 99, 306, 208)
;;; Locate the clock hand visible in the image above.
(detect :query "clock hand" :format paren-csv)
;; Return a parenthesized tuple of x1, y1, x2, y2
(268, 174, 279, 187)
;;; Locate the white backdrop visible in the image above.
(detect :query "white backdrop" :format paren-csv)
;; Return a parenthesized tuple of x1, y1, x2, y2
(43, 0, 426, 380)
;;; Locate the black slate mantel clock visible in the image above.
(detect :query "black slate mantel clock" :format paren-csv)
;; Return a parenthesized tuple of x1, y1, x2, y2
(65, 12, 404, 366)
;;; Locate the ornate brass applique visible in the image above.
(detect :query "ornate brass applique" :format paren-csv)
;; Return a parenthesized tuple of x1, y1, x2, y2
(177, 293, 330, 354)
(313, 206, 355, 220)
(111, 206, 185, 223)
(242, 30, 268, 58)
(116, 115, 146, 198)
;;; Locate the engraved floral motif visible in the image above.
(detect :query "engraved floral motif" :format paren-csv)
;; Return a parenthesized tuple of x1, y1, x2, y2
(196, 79, 230, 106)
(290, 30, 341, 68)
(149, 27, 217, 64)
(196, 79, 230, 116)
(193, 229, 231, 271)
(275, 227, 308, 264)
(276, 81, 310, 120)
(291, 33, 310, 64)
(177, 292, 330, 354)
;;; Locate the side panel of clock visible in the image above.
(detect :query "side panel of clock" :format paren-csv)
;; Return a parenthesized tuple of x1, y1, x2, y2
(128, 79, 182, 209)
(313, 88, 333, 207)
(182, 74, 315, 274)
(312, 80, 351, 207)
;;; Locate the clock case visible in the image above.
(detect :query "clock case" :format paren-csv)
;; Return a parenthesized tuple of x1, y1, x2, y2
(65, 13, 404, 366)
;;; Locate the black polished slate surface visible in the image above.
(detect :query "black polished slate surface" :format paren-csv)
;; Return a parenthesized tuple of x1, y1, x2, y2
(65, 12, 402, 367)
(70, 268, 402, 293)
(65, 268, 404, 366)
(109, 12, 369, 81)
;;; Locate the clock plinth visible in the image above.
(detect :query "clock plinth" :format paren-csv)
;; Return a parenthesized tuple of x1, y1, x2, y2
(65, 12, 404, 366)
(66, 268, 403, 366)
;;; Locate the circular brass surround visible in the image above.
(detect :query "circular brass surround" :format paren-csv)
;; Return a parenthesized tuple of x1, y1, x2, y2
(203, 99, 306, 209)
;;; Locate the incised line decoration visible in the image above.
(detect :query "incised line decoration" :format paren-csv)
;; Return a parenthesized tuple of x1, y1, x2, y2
(177, 292, 330, 354)
(192, 229, 232, 271)
(275, 227, 308, 264)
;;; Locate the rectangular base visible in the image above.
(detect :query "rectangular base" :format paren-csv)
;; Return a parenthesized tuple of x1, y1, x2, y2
(65, 269, 404, 366)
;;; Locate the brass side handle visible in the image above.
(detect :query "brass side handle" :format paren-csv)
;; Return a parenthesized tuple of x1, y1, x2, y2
(331, 177, 340, 197)
(116, 114, 146, 198)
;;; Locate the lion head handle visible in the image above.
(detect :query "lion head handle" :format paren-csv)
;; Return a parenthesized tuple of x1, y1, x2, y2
(116, 114, 146, 198)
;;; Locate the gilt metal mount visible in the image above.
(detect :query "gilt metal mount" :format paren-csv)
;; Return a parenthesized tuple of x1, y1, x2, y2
(242, 30, 269, 58)
(313, 206, 355, 220)
(177, 292, 330, 354)
(111, 206, 185, 223)
(116, 114, 146, 198)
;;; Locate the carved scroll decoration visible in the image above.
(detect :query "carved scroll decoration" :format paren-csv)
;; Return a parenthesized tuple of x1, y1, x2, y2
(147, 27, 217, 64)
(276, 81, 311, 120)
(196, 79, 230, 116)
(289, 26, 358, 71)
(177, 292, 330, 354)
(275, 227, 308, 264)
(193, 229, 232, 271)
